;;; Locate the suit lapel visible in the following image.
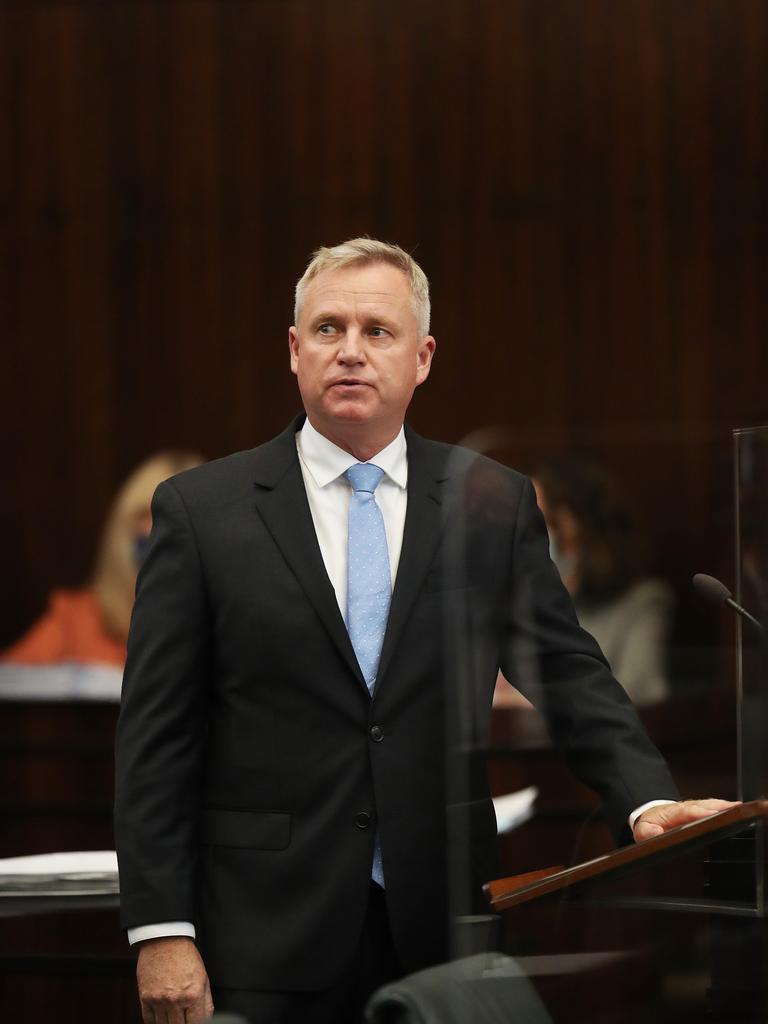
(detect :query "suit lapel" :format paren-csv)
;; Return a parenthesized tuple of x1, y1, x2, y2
(374, 428, 450, 690)
(251, 419, 462, 696)
(251, 418, 366, 688)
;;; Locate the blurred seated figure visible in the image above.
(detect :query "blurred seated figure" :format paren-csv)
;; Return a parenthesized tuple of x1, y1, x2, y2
(496, 455, 672, 708)
(2, 451, 202, 668)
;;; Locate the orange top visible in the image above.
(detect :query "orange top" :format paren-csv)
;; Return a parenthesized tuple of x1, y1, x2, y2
(2, 589, 126, 667)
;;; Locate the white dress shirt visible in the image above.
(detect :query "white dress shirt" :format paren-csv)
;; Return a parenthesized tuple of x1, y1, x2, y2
(296, 417, 408, 618)
(127, 419, 669, 945)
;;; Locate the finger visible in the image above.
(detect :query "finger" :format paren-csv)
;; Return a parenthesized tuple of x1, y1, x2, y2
(675, 800, 739, 822)
(141, 1002, 157, 1024)
(686, 798, 740, 811)
(633, 820, 665, 841)
(656, 809, 714, 831)
(183, 993, 212, 1024)
(166, 1002, 188, 1024)
(146, 1002, 180, 1024)
(634, 799, 741, 842)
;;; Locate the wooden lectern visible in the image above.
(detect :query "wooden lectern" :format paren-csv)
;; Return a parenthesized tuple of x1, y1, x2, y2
(486, 802, 768, 916)
(483, 804, 768, 1022)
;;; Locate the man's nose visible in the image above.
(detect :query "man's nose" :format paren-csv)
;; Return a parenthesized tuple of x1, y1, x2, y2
(337, 330, 366, 362)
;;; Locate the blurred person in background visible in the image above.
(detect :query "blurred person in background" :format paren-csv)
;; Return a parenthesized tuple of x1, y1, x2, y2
(2, 451, 203, 668)
(532, 455, 673, 706)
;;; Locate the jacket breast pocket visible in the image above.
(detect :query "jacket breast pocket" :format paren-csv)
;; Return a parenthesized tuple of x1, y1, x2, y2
(200, 808, 291, 850)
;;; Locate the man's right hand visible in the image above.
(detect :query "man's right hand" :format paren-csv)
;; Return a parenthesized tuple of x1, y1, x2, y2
(136, 936, 214, 1023)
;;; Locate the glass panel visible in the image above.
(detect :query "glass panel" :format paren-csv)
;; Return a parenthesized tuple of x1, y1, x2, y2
(439, 423, 753, 1021)
(734, 425, 768, 803)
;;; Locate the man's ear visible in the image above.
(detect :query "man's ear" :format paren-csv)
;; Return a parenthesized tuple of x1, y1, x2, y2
(415, 336, 436, 386)
(288, 327, 299, 375)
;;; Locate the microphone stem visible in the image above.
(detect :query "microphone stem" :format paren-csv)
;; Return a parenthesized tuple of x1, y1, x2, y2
(724, 597, 764, 633)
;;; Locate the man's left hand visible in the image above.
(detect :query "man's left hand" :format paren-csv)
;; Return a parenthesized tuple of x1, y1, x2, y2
(633, 799, 740, 842)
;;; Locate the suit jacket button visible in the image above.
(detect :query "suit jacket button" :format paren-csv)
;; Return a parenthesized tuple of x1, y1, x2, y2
(369, 725, 384, 742)
(354, 812, 371, 830)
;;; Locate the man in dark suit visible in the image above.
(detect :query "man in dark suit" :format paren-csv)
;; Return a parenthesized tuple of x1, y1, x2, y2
(114, 238, 734, 1024)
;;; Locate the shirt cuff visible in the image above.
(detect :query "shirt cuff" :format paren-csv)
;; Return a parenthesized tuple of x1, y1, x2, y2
(127, 921, 196, 945)
(628, 799, 677, 831)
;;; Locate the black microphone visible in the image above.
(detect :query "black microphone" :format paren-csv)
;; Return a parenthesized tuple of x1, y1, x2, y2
(692, 573, 764, 633)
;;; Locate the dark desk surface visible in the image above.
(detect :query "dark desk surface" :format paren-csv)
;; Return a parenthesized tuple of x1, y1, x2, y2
(0, 898, 139, 1022)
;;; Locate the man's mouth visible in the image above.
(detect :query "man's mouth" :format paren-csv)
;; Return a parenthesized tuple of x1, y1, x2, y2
(329, 379, 371, 389)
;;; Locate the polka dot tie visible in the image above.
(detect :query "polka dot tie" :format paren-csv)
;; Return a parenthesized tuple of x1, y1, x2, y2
(344, 462, 390, 889)
(344, 463, 391, 694)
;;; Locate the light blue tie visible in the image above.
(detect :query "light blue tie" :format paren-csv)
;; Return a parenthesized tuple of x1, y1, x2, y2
(344, 462, 390, 888)
(344, 463, 391, 692)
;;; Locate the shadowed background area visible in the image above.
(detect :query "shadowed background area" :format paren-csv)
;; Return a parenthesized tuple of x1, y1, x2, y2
(1, 0, 766, 678)
(1, 5, 768, 1022)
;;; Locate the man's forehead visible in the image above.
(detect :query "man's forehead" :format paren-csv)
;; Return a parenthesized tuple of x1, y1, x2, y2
(306, 283, 403, 305)
(303, 264, 411, 306)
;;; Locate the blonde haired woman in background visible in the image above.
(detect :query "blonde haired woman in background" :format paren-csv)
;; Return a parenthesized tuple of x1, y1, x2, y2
(2, 451, 203, 667)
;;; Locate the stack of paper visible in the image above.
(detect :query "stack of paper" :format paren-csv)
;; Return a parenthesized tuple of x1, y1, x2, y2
(492, 786, 538, 834)
(0, 851, 119, 895)
(0, 664, 122, 702)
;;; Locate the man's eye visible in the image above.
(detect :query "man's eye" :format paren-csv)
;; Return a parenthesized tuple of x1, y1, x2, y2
(369, 327, 389, 338)
(318, 324, 336, 335)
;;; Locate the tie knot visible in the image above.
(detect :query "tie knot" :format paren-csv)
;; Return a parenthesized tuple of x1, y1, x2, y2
(345, 463, 385, 494)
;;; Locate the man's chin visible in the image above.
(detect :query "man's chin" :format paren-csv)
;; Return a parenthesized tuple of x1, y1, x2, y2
(321, 398, 377, 424)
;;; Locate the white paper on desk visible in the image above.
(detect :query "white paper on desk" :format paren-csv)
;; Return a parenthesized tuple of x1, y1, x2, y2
(0, 850, 118, 882)
(492, 786, 538, 834)
(0, 664, 122, 702)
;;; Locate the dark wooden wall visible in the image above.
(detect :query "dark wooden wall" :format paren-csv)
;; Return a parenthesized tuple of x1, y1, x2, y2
(2, 0, 767, 663)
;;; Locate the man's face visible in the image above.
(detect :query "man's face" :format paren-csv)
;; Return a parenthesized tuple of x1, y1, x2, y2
(288, 262, 435, 450)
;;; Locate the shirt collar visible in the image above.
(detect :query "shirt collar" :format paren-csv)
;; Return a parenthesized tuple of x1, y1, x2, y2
(297, 417, 408, 489)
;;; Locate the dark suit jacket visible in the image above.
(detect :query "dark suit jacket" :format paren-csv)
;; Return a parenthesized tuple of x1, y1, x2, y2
(114, 416, 679, 992)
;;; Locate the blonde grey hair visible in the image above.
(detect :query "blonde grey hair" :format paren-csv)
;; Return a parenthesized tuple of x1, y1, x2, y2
(294, 237, 431, 335)
(92, 450, 204, 641)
